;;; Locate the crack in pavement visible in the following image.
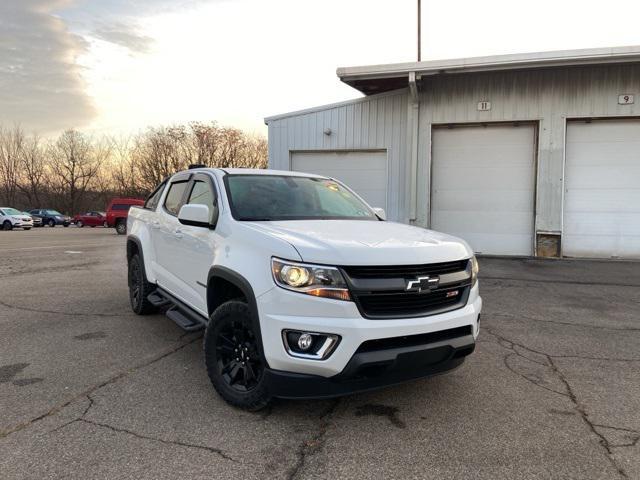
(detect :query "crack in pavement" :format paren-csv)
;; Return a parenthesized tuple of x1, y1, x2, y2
(485, 327, 631, 479)
(593, 424, 640, 449)
(486, 311, 640, 334)
(51, 417, 238, 462)
(0, 299, 124, 318)
(287, 399, 341, 480)
(0, 335, 202, 439)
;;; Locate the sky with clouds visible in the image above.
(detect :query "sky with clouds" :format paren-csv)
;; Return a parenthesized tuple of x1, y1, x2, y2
(1, 0, 640, 136)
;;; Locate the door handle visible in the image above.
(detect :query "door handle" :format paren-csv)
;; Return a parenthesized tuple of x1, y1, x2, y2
(174, 229, 183, 239)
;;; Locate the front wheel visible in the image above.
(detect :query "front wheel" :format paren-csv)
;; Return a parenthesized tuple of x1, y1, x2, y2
(204, 301, 270, 411)
(48, 219, 55, 227)
(3, 221, 13, 231)
(23, 227, 31, 231)
(128, 254, 156, 315)
(115, 220, 126, 235)
(76, 220, 84, 228)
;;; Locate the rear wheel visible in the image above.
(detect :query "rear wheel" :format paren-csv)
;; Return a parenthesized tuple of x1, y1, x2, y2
(128, 254, 157, 315)
(204, 301, 270, 411)
(3, 220, 12, 231)
(23, 227, 31, 231)
(116, 220, 126, 235)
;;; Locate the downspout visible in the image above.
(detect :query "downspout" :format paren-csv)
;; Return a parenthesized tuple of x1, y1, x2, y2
(408, 71, 420, 222)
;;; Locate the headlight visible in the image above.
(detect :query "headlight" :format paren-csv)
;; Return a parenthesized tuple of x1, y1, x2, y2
(271, 258, 351, 301)
(469, 255, 479, 286)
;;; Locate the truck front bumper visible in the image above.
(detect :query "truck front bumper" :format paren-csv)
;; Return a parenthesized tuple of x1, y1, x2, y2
(264, 331, 474, 399)
(256, 283, 482, 388)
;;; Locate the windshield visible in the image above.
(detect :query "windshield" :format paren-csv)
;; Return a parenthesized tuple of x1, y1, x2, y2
(2, 208, 22, 215)
(46, 210, 62, 215)
(225, 175, 377, 221)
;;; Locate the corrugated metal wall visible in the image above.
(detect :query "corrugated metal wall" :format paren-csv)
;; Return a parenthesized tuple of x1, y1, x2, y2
(267, 90, 409, 221)
(267, 63, 640, 238)
(417, 63, 640, 233)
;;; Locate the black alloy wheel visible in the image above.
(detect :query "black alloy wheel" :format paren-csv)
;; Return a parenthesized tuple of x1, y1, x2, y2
(129, 257, 142, 310)
(204, 300, 270, 410)
(127, 253, 156, 314)
(216, 318, 264, 392)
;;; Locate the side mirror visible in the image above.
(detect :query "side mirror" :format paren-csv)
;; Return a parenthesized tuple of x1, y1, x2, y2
(178, 204, 212, 228)
(372, 207, 386, 221)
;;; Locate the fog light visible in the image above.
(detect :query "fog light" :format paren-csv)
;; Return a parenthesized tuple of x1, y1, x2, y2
(297, 333, 313, 351)
(282, 330, 341, 360)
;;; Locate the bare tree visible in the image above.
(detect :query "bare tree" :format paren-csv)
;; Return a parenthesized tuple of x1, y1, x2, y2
(0, 125, 25, 206)
(48, 130, 110, 214)
(17, 134, 46, 207)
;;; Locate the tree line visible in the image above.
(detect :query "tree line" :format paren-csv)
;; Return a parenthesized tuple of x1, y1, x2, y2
(0, 122, 267, 215)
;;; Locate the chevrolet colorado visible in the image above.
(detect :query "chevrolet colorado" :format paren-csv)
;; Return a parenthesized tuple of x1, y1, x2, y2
(127, 167, 481, 410)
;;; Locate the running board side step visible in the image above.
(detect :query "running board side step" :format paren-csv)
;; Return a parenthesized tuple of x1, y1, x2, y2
(147, 288, 207, 332)
(166, 306, 204, 332)
(147, 292, 171, 307)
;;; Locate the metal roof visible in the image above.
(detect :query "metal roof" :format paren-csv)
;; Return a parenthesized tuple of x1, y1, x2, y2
(337, 45, 640, 95)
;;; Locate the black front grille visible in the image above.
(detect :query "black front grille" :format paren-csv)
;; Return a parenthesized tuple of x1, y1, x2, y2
(342, 259, 468, 279)
(355, 285, 469, 319)
(341, 259, 471, 319)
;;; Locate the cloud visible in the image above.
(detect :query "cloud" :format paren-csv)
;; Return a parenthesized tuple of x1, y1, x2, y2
(0, 0, 96, 134)
(93, 22, 154, 54)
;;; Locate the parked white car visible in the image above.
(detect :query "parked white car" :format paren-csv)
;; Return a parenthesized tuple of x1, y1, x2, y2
(0, 207, 34, 230)
(127, 167, 481, 410)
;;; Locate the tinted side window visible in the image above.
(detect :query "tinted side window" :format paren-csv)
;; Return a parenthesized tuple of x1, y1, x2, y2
(164, 181, 189, 215)
(145, 182, 167, 210)
(111, 204, 132, 211)
(187, 180, 214, 209)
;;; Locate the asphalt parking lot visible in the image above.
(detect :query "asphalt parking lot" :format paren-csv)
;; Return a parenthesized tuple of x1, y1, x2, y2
(0, 227, 638, 479)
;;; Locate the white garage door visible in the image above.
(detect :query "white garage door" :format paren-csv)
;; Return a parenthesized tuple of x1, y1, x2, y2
(291, 151, 388, 210)
(564, 119, 640, 259)
(431, 124, 536, 255)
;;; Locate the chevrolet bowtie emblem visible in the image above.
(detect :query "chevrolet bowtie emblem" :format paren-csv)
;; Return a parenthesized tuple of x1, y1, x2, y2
(405, 275, 440, 293)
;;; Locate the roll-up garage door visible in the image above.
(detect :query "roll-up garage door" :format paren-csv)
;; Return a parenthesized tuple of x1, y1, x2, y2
(291, 151, 388, 211)
(563, 119, 640, 259)
(431, 124, 536, 255)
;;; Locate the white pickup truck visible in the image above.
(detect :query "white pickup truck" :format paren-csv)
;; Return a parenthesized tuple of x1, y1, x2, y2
(127, 167, 481, 410)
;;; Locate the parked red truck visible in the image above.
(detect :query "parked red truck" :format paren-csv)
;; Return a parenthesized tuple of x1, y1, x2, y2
(106, 198, 145, 235)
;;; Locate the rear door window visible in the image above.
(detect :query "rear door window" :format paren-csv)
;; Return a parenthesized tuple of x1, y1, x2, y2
(163, 181, 189, 216)
(145, 182, 167, 210)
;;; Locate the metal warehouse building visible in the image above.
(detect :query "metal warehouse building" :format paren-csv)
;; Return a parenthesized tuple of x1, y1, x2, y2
(265, 46, 640, 259)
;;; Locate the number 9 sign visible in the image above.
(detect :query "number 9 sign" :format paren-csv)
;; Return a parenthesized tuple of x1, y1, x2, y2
(618, 94, 635, 105)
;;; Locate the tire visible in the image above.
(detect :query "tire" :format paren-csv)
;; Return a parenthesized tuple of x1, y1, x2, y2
(63, 224, 69, 228)
(76, 220, 84, 228)
(128, 253, 157, 315)
(3, 220, 13, 231)
(116, 220, 126, 235)
(23, 227, 31, 231)
(48, 219, 55, 227)
(103, 221, 108, 228)
(204, 301, 271, 411)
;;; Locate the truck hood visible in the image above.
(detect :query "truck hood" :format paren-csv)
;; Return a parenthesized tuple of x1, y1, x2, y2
(244, 220, 472, 265)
